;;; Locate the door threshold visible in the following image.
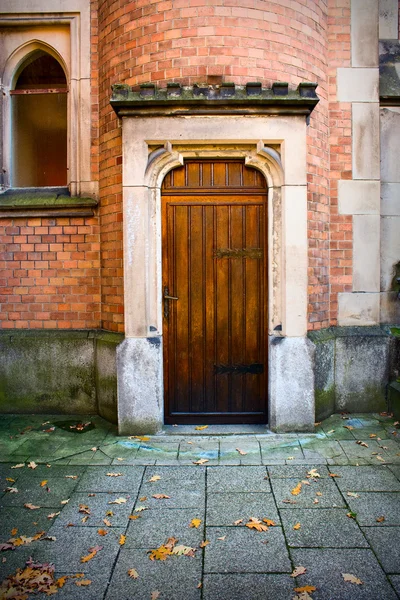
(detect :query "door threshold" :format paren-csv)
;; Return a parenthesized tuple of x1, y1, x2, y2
(161, 424, 271, 436)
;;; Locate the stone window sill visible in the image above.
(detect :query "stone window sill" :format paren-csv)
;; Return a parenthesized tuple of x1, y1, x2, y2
(0, 188, 98, 218)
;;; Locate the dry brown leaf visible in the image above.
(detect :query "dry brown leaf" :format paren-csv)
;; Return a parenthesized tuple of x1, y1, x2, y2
(56, 575, 68, 588)
(40, 480, 48, 487)
(65, 475, 78, 479)
(316, 491, 323, 496)
(294, 585, 316, 593)
(24, 503, 40, 510)
(291, 483, 302, 496)
(233, 519, 243, 525)
(81, 515, 89, 523)
(97, 529, 108, 536)
(193, 458, 209, 465)
(109, 497, 127, 504)
(5, 487, 18, 493)
(327, 429, 335, 434)
(107, 473, 123, 477)
(282, 499, 297, 504)
(128, 568, 139, 579)
(10, 528, 17, 536)
(28, 461, 37, 469)
(119, 534, 126, 546)
(76, 579, 92, 586)
(329, 473, 340, 478)
(116, 457, 125, 461)
(197, 582, 202, 589)
(369, 433, 377, 438)
(79, 504, 90, 515)
(129, 515, 140, 521)
(263, 518, 276, 526)
(190, 518, 202, 529)
(343, 425, 354, 430)
(103, 518, 112, 527)
(106, 510, 114, 516)
(199, 540, 210, 548)
(342, 573, 363, 585)
(139, 496, 147, 502)
(11, 463, 25, 469)
(356, 440, 368, 447)
(313, 498, 319, 504)
(291, 566, 307, 577)
(236, 448, 247, 455)
(47, 512, 60, 519)
(151, 591, 161, 600)
(217, 535, 226, 540)
(347, 492, 359, 498)
(376, 455, 386, 462)
(245, 517, 268, 532)
(376, 516, 385, 523)
(293, 522, 301, 530)
(153, 494, 170, 499)
(195, 425, 208, 430)
(148, 475, 161, 482)
(80, 545, 102, 563)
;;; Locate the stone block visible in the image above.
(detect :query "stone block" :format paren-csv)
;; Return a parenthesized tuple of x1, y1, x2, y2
(125, 508, 203, 548)
(381, 216, 400, 290)
(381, 183, 400, 216)
(338, 180, 380, 215)
(95, 333, 123, 425)
(76, 465, 144, 493)
(380, 107, 400, 182)
(268, 336, 315, 432)
(290, 548, 397, 599)
(352, 103, 380, 180)
(351, 0, 379, 67)
(379, 0, 399, 39)
(364, 527, 400, 573)
(337, 68, 379, 102)
(117, 337, 163, 435)
(328, 465, 400, 491)
(335, 331, 389, 412)
(50, 491, 135, 528)
(338, 292, 380, 326)
(308, 329, 335, 421)
(353, 215, 380, 292)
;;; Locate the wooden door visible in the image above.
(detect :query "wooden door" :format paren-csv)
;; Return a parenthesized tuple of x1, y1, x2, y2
(162, 160, 267, 424)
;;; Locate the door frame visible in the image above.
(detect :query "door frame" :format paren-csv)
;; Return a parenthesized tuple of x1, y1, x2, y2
(116, 115, 314, 434)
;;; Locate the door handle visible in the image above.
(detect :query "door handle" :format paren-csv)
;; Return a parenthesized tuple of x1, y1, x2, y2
(163, 286, 178, 318)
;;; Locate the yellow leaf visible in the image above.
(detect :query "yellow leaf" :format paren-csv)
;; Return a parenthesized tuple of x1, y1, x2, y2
(140, 496, 147, 501)
(294, 585, 316, 593)
(343, 425, 354, 430)
(152, 494, 170, 499)
(10, 528, 17, 536)
(57, 576, 68, 588)
(307, 469, 321, 479)
(376, 516, 385, 522)
(40, 480, 48, 487)
(103, 518, 112, 527)
(148, 546, 172, 561)
(129, 515, 140, 520)
(262, 518, 276, 526)
(195, 425, 208, 430)
(342, 573, 363, 585)
(199, 540, 210, 548)
(119, 534, 126, 546)
(128, 568, 139, 579)
(81, 551, 96, 563)
(291, 482, 302, 496)
(245, 517, 268, 532)
(369, 433, 377, 438)
(234, 519, 243, 525)
(148, 475, 161, 482)
(76, 579, 92, 586)
(65, 475, 78, 479)
(190, 518, 202, 529)
(97, 529, 108, 536)
(129, 435, 150, 442)
(6, 478, 15, 483)
(293, 522, 301, 530)
(107, 473, 124, 477)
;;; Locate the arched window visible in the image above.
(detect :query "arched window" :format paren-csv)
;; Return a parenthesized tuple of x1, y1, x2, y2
(11, 51, 68, 187)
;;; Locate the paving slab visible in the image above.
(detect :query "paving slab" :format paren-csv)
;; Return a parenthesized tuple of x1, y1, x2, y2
(136, 485, 205, 509)
(98, 442, 139, 460)
(31, 526, 125, 574)
(389, 465, 400, 480)
(76, 466, 144, 493)
(0, 506, 60, 542)
(135, 442, 180, 462)
(267, 464, 331, 478)
(289, 548, 398, 599)
(49, 492, 135, 528)
(125, 507, 204, 548)
(0, 476, 79, 508)
(204, 526, 291, 573)
(260, 440, 304, 463)
(0, 547, 41, 582)
(105, 548, 202, 600)
(206, 493, 279, 526)
(66, 450, 113, 465)
(7, 464, 88, 478)
(43, 571, 111, 600)
(202, 574, 294, 600)
(389, 575, 400, 596)
(177, 442, 219, 465)
(339, 440, 389, 463)
(346, 492, 400, 525)
(144, 466, 206, 483)
(362, 526, 400, 573)
(207, 466, 269, 492)
(332, 466, 400, 491)
(270, 477, 345, 508)
(280, 508, 368, 548)
(219, 440, 262, 464)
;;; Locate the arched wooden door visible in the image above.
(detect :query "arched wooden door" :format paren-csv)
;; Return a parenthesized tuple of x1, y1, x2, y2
(162, 160, 268, 424)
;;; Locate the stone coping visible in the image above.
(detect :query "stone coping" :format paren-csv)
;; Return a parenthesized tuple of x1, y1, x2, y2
(0, 329, 123, 344)
(110, 82, 319, 117)
(308, 325, 399, 343)
(0, 188, 98, 218)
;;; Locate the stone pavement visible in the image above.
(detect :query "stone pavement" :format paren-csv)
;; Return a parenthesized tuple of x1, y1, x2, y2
(0, 413, 399, 599)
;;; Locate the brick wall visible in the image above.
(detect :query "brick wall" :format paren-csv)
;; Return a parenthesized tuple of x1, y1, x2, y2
(98, 0, 330, 332)
(327, 0, 352, 326)
(0, 218, 100, 329)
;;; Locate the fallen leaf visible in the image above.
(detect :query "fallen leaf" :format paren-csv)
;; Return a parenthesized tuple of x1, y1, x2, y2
(76, 579, 92, 586)
(294, 585, 317, 593)
(128, 435, 150, 442)
(301, 480, 311, 486)
(128, 568, 139, 579)
(97, 529, 108, 536)
(282, 499, 297, 504)
(172, 544, 196, 557)
(316, 491, 323, 496)
(61, 499, 69, 504)
(107, 472, 123, 477)
(346, 511, 357, 520)
(293, 522, 301, 530)
(199, 540, 210, 548)
(5, 487, 18, 493)
(65, 475, 78, 479)
(329, 473, 340, 478)
(197, 582, 202, 589)
(327, 429, 335, 434)
(91, 447, 97, 452)
(190, 518, 202, 529)
(376, 455, 386, 462)
(347, 492, 359, 498)
(369, 434, 377, 438)
(187, 441, 194, 444)
(148, 475, 161, 482)
(307, 469, 321, 479)
(47, 512, 60, 519)
(151, 591, 161, 600)
(262, 518, 276, 526)
(236, 448, 247, 456)
(11, 463, 25, 469)
(313, 498, 319, 504)
(81, 516, 89, 523)
(153, 494, 170, 499)
(6, 478, 15, 483)
(109, 497, 127, 504)
(193, 458, 209, 465)
(103, 518, 112, 527)
(343, 425, 354, 430)
(356, 440, 368, 447)
(117, 457, 125, 461)
(106, 510, 114, 516)
(129, 515, 140, 520)
(135, 506, 148, 512)
(148, 546, 172, 561)
(245, 517, 268, 532)
(57, 575, 68, 588)
(291, 566, 307, 577)
(10, 528, 17, 536)
(195, 425, 208, 430)
(42, 535, 57, 541)
(119, 534, 126, 546)
(81, 545, 103, 563)
(291, 483, 302, 496)
(376, 516, 385, 523)
(217, 535, 226, 540)
(139, 496, 147, 502)
(88, 493, 96, 497)
(79, 504, 91, 515)
(24, 503, 40, 510)
(342, 573, 363, 585)
(234, 519, 243, 525)
(287, 456, 294, 460)
(40, 480, 48, 487)
(0, 543, 15, 551)
(28, 461, 38, 469)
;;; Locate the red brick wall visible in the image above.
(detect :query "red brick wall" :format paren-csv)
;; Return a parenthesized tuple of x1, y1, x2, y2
(0, 218, 100, 329)
(98, 0, 330, 332)
(327, 0, 352, 327)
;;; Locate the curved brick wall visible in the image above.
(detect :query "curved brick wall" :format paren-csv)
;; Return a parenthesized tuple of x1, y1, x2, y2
(98, 0, 331, 332)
